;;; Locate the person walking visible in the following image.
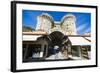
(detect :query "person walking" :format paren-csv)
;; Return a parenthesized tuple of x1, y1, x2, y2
(54, 46, 59, 59)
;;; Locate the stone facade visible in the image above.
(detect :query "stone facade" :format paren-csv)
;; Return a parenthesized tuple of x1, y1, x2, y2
(36, 13, 77, 35)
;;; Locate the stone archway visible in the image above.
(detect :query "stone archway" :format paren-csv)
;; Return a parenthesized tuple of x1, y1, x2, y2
(49, 31, 64, 47)
(48, 31, 72, 59)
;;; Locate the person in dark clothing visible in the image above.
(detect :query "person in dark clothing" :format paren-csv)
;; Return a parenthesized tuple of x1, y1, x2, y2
(53, 46, 59, 59)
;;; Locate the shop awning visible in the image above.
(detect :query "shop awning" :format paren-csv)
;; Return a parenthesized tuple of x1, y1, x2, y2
(68, 36, 91, 46)
(22, 32, 47, 41)
(23, 35, 42, 41)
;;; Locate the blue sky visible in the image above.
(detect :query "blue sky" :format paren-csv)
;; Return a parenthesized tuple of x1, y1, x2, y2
(22, 10, 91, 35)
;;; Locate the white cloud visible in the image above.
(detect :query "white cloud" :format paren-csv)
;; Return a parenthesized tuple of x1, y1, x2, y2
(76, 23, 87, 32)
(83, 27, 91, 33)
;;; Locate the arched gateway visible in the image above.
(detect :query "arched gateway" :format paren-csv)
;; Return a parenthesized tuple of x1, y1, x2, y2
(36, 31, 72, 59)
(49, 31, 64, 47)
(45, 31, 71, 59)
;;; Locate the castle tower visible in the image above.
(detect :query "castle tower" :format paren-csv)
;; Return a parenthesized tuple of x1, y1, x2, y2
(61, 14, 77, 35)
(36, 13, 54, 33)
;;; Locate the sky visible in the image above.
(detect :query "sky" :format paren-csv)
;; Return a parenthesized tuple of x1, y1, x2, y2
(22, 10, 91, 35)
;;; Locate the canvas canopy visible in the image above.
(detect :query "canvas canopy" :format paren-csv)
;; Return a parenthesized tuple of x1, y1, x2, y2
(68, 37, 91, 46)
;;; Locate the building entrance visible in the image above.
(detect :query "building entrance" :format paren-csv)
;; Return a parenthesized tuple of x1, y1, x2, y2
(49, 31, 64, 47)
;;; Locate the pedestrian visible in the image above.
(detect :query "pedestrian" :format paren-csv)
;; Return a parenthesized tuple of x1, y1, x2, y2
(54, 46, 59, 59)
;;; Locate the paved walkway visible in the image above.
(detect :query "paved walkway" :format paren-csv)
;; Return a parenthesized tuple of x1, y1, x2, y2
(46, 52, 82, 60)
(46, 52, 67, 60)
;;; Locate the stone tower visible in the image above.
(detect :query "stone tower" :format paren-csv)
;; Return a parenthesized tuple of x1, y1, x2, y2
(36, 13, 54, 33)
(61, 14, 77, 35)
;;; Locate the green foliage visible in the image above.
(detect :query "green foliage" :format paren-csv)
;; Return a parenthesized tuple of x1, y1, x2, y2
(23, 26, 35, 32)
